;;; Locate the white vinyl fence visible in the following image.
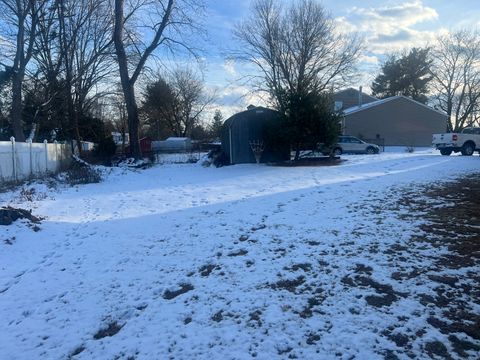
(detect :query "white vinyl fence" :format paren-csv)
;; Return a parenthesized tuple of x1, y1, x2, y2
(0, 138, 72, 183)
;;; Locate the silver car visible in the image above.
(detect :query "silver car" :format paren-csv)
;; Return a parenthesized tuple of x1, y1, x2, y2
(329, 136, 380, 155)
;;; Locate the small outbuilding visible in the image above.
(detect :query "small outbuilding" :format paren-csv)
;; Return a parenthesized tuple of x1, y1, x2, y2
(221, 106, 290, 164)
(342, 96, 448, 146)
(125, 137, 152, 155)
(152, 137, 192, 152)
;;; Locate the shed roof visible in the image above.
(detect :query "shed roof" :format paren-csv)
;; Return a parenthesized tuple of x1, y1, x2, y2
(342, 95, 447, 117)
(223, 106, 279, 127)
(166, 137, 190, 141)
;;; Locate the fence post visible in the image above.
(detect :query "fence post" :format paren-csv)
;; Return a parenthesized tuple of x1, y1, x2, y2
(10, 136, 17, 182)
(27, 139, 33, 177)
(54, 140, 58, 172)
(44, 140, 48, 173)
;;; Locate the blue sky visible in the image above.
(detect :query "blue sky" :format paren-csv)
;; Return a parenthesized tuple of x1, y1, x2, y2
(199, 0, 480, 119)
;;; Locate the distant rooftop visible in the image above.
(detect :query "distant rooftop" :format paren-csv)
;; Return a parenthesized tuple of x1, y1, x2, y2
(342, 97, 396, 115)
(342, 95, 447, 117)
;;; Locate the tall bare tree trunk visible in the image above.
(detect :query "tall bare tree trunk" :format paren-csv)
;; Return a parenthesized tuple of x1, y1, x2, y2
(67, 94, 82, 156)
(11, 71, 25, 141)
(10, 7, 27, 142)
(113, 0, 178, 160)
(119, 75, 141, 159)
(113, 0, 141, 159)
(3, 0, 43, 142)
(57, 0, 82, 156)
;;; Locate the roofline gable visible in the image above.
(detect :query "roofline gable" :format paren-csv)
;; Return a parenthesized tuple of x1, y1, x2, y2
(342, 95, 448, 117)
(334, 87, 378, 100)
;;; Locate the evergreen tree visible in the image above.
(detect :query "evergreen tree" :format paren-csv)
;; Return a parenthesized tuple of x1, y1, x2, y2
(372, 48, 432, 104)
(265, 91, 340, 161)
(142, 77, 176, 139)
(210, 110, 224, 140)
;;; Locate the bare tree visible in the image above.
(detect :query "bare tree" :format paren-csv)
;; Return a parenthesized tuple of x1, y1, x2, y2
(142, 68, 214, 138)
(57, 0, 115, 153)
(430, 29, 480, 132)
(170, 68, 214, 137)
(19, 0, 115, 148)
(233, 0, 363, 111)
(0, 0, 44, 141)
(233, 0, 361, 161)
(113, 0, 204, 159)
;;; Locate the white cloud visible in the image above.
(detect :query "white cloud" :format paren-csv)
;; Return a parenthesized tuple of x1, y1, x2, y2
(339, 1, 441, 54)
(334, 16, 357, 34)
(201, 84, 270, 121)
(358, 54, 379, 65)
(222, 60, 237, 76)
(350, 1, 438, 29)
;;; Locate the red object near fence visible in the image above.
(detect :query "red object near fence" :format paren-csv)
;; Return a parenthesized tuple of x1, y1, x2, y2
(125, 137, 152, 156)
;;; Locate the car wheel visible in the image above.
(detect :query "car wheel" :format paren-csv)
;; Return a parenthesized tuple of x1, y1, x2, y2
(461, 142, 475, 156)
(366, 147, 376, 154)
(440, 148, 452, 156)
(333, 147, 342, 156)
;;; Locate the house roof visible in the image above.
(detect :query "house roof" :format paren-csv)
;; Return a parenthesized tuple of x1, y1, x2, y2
(334, 87, 378, 101)
(166, 137, 190, 141)
(342, 95, 447, 117)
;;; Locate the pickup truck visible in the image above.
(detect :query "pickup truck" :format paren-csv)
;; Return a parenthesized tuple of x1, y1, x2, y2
(432, 127, 480, 156)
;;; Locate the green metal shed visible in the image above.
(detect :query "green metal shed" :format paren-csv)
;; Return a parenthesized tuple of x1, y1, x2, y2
(221, 106, 290, 164)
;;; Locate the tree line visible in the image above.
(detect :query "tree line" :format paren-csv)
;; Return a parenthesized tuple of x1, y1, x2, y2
(0, 0, 478, 161)
(0, 0, 210, 159)
(371, 30, 480, 132)
(233, 0, 480, 157)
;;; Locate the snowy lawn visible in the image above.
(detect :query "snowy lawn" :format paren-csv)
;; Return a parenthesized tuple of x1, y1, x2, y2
(0, 149, 479, 359)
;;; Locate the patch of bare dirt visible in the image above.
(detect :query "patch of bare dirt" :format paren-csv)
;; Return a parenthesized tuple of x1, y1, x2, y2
(248, 310, 263, 328)
(284, 263, 312, 272)
(0, 206, 42, 226)
(198, 264, 221, 277)
(341, 274, 407, 307)
(93, 321, 124, 340)
(297, 293, 325, 318)
(270, 276, 305, 293)
(163, 283, 194, 300)
(227, 249, 248, 257)
(396, 174, 480, 357)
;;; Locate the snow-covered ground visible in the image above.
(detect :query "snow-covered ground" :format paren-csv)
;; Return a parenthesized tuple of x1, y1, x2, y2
(0, 148, 479, 359)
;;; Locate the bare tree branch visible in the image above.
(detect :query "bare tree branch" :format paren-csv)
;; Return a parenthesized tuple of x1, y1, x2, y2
(113, 0, 204, 159)
(431, 29, 480, 132)
(232, 0, 363, 111)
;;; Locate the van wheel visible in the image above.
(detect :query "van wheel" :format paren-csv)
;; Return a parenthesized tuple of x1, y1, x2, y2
(333, 147, 342, 156)
(461, 142, 475, 156)
(440, 149, 452, 156)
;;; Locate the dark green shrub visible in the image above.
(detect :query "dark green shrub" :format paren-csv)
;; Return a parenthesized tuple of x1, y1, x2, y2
(94, 136, 117, 159)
